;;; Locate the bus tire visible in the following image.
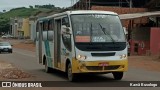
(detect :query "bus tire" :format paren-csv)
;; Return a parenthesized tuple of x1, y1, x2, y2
(112, 72, 123, 80)
(45, 60, 52, 73)
(67, 63, 77, 82)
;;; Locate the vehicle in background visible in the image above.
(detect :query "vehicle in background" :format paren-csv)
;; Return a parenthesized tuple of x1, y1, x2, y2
(0, 42, 13, 53)
(1, 34, 14, 38)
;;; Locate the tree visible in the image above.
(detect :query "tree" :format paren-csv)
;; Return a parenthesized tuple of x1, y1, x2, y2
(29, 5, 33, 9)
(0, 17, 10, 34)
(3, 10, 6, 13)
(35, 5, 39, 8)
(34, 4, 56, 9)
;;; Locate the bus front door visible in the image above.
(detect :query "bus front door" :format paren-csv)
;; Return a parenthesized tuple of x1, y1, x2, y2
(38, 22, 43, 64)
(54, 19, 61, 68)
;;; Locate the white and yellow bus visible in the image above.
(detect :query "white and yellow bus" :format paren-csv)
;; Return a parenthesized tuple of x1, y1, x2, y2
(36, 10, 128, 81)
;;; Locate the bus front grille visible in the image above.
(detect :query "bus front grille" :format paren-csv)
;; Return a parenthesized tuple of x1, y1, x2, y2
(91, 53, 115, 56)
(86, 66, 103, 70)
(104, 65, 120, 70)
(86, 65, 120, 71)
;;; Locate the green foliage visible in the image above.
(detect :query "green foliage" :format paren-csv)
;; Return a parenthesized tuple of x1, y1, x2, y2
(0, 17, 10, 34)
(35, 4, 56, 9)
(0, 7, 42, 18)
(29, 5, 34, 9)
(0, 4, 64, 19)
(0, 4, 65, 34)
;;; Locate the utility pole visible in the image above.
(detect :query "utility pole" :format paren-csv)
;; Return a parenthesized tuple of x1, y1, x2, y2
(71, 0, 72, 9)
(88, 0, 91, 10)
(71, 0, 74, 10)
(129, 0, 132, 8)
(76, 0, 78, 9)
(119, 0, 122, 7)
(86, 0, 87, 10)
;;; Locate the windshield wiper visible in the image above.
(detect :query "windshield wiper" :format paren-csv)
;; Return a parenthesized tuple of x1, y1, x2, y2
(99, 23, 116, 43)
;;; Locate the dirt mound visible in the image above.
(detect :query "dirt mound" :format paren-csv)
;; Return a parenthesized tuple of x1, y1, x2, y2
(0, 68, 31, 79)
(0, 61, 31, 79)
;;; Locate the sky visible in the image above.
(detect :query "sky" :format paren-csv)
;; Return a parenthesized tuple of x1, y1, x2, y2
(0, 0, 75, 12)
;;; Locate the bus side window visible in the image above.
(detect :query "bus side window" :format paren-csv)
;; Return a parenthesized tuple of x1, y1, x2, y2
(48, 19, 54, 41)
(36, 22, 39, 41)
(42, 21, 48, 41)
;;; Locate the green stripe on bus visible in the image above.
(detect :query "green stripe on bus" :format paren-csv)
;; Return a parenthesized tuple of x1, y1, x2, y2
(44, 40, 52, 67)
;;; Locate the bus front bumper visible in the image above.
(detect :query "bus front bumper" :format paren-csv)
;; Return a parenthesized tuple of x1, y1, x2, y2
(72, 58, 128, 73)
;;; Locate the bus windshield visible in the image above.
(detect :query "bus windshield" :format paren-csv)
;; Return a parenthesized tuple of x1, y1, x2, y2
(71, 14, 125, 43)
(71, 14, 126, 51)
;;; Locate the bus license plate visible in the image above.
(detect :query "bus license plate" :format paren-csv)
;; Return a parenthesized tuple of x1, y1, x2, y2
(99, 62, 109, 66)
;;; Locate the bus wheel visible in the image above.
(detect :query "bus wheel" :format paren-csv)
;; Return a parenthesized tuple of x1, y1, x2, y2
(45, 60, 52, 73)
(112, 72, 123, 80)
(67, 63, 77, 81)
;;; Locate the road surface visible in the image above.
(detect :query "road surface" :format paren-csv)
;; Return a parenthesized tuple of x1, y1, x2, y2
(0, 48, 160, 90)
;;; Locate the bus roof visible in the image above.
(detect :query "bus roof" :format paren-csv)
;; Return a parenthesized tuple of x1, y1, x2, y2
(37, 10, 118, 21)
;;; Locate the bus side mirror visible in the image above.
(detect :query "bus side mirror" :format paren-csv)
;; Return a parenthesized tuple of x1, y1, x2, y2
(123, 27, 128, 39)
(123, 27, 128, 35)
(62, 25, 72, 35)
(62, 17, 70, 27)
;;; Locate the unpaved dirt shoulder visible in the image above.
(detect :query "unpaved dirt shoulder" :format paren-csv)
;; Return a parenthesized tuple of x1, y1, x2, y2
(12, 40, 35, 52)
(1, 39, 35, 52)
(0, 39, 35, 80)
(129, 56, 160, 72)
(0, 60, 31, 80)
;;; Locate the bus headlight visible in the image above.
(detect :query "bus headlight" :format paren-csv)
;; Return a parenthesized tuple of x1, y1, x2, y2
(77, 55, 87, 60)
(120, 54, 127, 59)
